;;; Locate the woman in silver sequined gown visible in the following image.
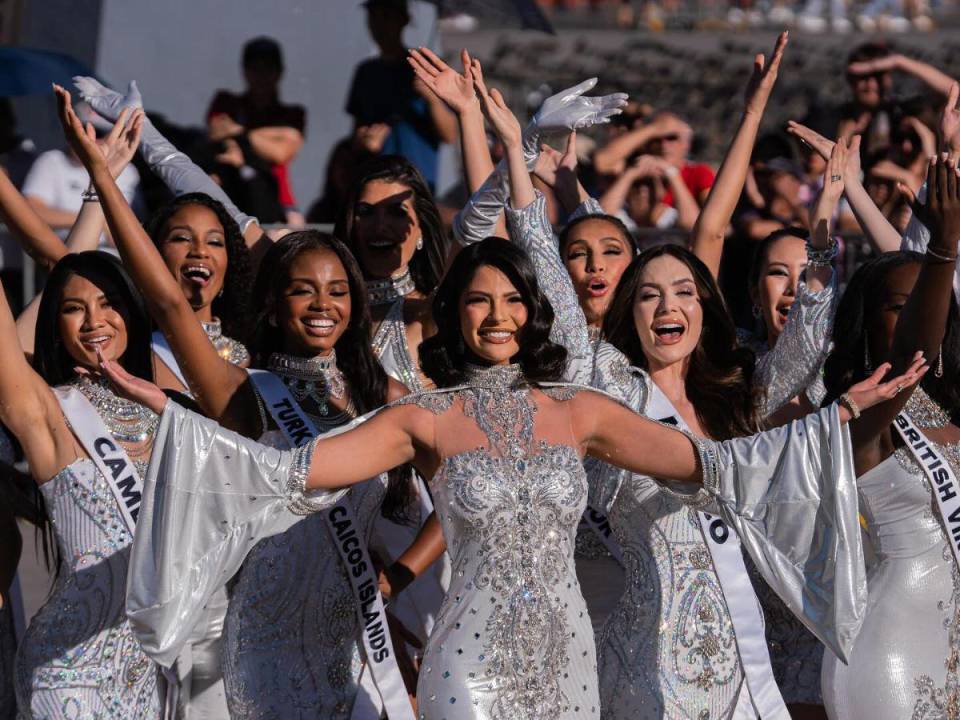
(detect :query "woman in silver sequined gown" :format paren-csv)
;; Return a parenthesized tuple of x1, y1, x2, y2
(82, 127, 442, 718)
(819, 197, 960, 720)
(6, 251, 162, 719)
(121, 237, 904, 720)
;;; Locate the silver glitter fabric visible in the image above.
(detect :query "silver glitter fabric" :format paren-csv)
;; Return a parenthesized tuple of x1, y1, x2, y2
(222, 398, 389, 718)
(822, 448, 960, 719)
(201, 318, 250, 367)
(393, 378, 600, 720)
(373, 298, 424, 392)
(14, 460, 160, 718)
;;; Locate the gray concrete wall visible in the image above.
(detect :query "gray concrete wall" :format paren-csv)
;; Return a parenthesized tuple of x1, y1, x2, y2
(17, 0, 440, 210)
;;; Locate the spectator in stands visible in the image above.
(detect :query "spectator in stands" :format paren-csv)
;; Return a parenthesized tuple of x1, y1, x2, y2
(593, 110, 714, 208)
(599, 154, 700, 231)
(207, 37, 306, 225)
(737, 157, 808, 241)
(345, 0, 457, 192)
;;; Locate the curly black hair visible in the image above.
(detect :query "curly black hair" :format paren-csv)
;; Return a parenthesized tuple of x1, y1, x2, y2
(34, 251, 154, 386)
(335, 155, 446, 295)
(147, 192, 255, 346)
(603, 244, 761, 439)
(419, 237, 568, 387)
(250, 231, 415, 522)
(823, 251, 960, 414)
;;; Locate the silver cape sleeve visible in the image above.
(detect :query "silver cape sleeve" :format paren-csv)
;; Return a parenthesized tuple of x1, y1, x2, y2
(504, 191, 594, 381)
(756, 275, 837, 417)
(125, 402, 349, 668)
(695, 403, 866, 662)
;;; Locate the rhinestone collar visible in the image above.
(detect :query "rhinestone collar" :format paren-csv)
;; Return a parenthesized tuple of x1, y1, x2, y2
(463, 363, 525, 390)
(904, 386, 952, 428)
(201, 318, 224, 340)
(267, 351, 348, 416)
(71, 374, 159, 444)
(366, 268, 416, 307)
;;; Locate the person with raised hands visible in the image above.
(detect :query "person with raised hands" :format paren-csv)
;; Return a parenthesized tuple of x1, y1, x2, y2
(53, 83, 445, 718)
(820, 153, 960, 720)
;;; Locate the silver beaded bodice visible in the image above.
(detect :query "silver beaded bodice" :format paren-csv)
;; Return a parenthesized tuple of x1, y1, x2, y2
(222, 407, 388, 717)
(15, 460, 160, 718)
(394, 376, 600, 719)
(372, 298, 424, 392)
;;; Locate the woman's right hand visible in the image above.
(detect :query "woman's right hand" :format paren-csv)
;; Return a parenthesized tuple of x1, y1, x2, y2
(54, 85, 112, 176)
(473, 67, 521, 149)
(408, 47, 478, 116)
(95, 351, 169, 416)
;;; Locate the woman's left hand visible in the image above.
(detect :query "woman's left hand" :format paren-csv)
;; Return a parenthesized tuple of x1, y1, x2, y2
(843, 352, 929, 418)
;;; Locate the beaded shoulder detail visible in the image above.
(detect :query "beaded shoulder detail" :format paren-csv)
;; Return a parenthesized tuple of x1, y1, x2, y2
(388, 389, 457, 415)
(540, 385, 579, 402)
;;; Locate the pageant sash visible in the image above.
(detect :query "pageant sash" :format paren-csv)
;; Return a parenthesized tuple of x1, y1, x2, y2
(55, 387, 143, 533)
(894, 412, 960, 569)
(578, 504, 625, 565)
(247, 369, 416, 720)
(647, 386, 788, 719)
(151, 331, 189, 390)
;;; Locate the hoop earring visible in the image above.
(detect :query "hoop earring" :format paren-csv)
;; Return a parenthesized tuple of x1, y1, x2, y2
(936, 345, 944, 378)
(751, 304, 761, 319)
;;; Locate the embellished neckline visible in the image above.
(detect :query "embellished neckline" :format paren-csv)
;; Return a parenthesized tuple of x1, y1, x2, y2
(201, 318, 223, 340)
(463, 363, 525, 390)
(199, 317, 250, 366)
(366, 267, 415, 307)
(904, 386, 952, 428)
(267, 351, 351, 418)
(71, 374, 158, 444)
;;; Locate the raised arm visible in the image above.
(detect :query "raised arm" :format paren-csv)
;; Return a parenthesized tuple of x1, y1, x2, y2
(691, 31, 788, 279)
(54, 86, 252, 429)
(73, 77, 273, 265)
(854, 155, 960, 446)
(805, 136, 846, 293)
(848, 53, 957, 99)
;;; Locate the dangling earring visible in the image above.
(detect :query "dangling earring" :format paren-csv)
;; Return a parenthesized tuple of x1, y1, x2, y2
(217, 286, 224, 299)
(864, 333, 872, 372)
(936, 345, 944, 378)
(415, 236, 424, 251)
(751, 304, 761, 319)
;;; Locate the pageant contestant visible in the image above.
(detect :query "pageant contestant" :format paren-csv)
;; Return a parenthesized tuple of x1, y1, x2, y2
(8, 251, 162, 718)
(117, 233, 920, 720)
(54, 86, 436, 718)
(821, 156, 960, 719)
(74, 76, 450, 651)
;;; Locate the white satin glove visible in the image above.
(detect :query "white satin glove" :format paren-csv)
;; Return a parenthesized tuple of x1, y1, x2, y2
(73, 76, 257, 233)
(453, 78, 627, 247)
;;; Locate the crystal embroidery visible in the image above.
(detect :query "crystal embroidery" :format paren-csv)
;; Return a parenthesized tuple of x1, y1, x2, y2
(201, 317, 250, 366)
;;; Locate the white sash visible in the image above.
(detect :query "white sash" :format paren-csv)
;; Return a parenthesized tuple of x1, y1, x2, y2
(55, 387, 143, 533)
(647, 386, 789, 719)
(151, 332, 188, 390)
(578, 504, 624, 565)
(247, 369, 416, 720)
(894, 412, 960, 569)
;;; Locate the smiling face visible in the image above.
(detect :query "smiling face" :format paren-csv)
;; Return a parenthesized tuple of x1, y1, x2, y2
(352, 179, 422, 281)
(632, 254, 703, 371)
(563, 218, 633, 328)
(274, 248, 352, 357)
(157, 204, 228, 313)
(459, 264, 528, 366)
(753, 234, 806, 344)
(57, 273, 129, 370)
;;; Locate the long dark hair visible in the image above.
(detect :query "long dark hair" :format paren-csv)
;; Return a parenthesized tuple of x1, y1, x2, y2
(335, 155, 446, 295)
(147, 192, 255, 344)
(250, 231, 415, 522)
(420, 237, 567, 388)
(603, 244, 760, 439)
(34, 251, 153, 386)
(823, 251, 960, 413)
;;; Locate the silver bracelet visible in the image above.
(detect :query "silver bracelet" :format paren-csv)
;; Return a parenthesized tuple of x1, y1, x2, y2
(926, 246, 958, 263)
(80, 187, 100, 203)
(806, 236, 838, 269)
(839, 392, 861, 420)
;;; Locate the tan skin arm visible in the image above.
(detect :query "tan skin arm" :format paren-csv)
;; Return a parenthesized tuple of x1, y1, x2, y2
(0, 169, 68, 269)
(54, 86, 253, 433)
(691, 32, 788, 279)
(248, 126, 304, 166)
(24, 197, 77, 231)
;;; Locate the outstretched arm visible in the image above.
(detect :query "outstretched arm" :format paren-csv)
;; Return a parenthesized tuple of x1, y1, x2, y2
(848, 53, 957, 99)
(54, 86, 252, 430)
(692, 31, 788, 279)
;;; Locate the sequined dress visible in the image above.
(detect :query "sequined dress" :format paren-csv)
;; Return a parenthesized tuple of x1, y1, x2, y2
(504, 193, 843, 716)
(14, 460, 160, 719)
(822, 441, 960, 719)
(221, 381, 390, 719)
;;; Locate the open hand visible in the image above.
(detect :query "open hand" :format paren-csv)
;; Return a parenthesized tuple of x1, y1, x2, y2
(473, 69, 521, 148)
(744, 31, 788, 116)
(531, 78, 628, 134)
(73, 76, 143, 131)
(408, 47, 477, 115)
(822, 136, 848, 200)
(533, 131, 578, 188)
(94, 348, 168, 415)
(909, 154, 960, 254)
(844, 353, 928, 417)
(98, 107, 143, 179)
(54, 85, 111, 175)
(940, 82, 960, 160)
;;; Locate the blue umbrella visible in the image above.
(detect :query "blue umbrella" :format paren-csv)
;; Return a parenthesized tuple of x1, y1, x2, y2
(0, 47, 95, 97)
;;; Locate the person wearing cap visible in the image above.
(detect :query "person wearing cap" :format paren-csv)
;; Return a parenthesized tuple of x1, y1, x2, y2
(206, 36, 307, 224)
(345, 0, 457, 192)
